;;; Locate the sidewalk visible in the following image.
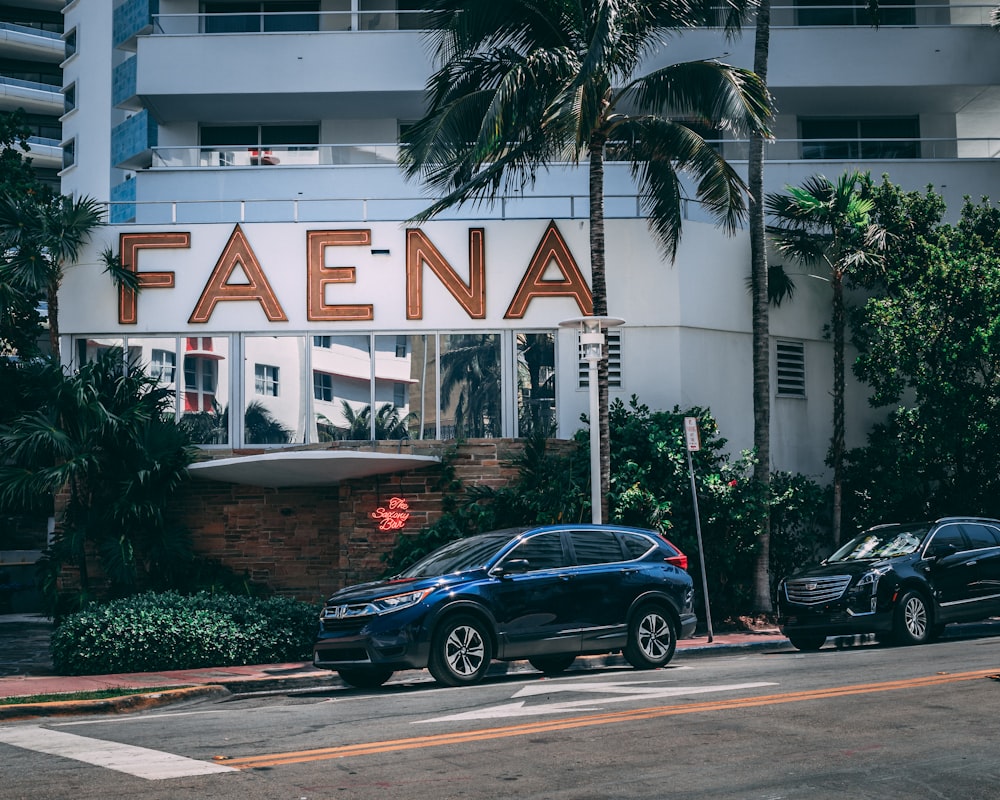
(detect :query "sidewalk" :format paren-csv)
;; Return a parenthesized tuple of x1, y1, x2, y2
(0, 612, 792, 717)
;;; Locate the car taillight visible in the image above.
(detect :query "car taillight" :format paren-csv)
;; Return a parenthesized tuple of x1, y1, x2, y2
(660, 536, 689, 571)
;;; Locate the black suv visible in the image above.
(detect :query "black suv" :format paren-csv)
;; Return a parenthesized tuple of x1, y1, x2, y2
(314, 524, 697, 688)
(777, 517, 1000, 650)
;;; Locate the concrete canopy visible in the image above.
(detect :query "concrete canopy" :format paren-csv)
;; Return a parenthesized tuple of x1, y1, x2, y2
(187, 450, 440, 489)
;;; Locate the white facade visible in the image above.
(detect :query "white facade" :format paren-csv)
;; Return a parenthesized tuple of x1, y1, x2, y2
(57, 0, 1000, 480)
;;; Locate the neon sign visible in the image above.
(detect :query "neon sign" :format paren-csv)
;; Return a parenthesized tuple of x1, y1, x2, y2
(371, 496, 411, 532)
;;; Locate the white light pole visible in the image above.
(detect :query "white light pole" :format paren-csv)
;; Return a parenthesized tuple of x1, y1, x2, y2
(560, 316, 625, 524)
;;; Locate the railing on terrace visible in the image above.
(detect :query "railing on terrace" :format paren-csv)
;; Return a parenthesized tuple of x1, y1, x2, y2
(149, 4, 998, 34)
(0, 21, 63, 40)
(151, 137, 1000, 171)
(0, 76, 62, 94)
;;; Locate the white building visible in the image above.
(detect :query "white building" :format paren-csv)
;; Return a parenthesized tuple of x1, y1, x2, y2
(56, 0, 1000, 485)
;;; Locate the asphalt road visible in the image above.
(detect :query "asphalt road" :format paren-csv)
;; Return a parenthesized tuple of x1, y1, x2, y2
(2, 634, 999, 800)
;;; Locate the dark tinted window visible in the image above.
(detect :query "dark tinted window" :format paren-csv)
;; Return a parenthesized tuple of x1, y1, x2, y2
(621, 532, 656, 559)
(509, 532, 568, 571)
(961, 524, 1000, 549)
(570, 530, 625, 565)
(927, 525, 965, 555)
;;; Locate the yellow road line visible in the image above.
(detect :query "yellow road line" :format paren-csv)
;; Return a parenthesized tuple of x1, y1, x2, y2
(226, 668, 997, 769)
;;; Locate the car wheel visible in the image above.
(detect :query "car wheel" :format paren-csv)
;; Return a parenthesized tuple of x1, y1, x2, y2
(336, 667, 394, 689)
(623, 604, 677, 669)
(894, 589, 932, 645)
(528, 654, 577, 675)
(428, 614, 494, 686)
(787, 631, 827, 651)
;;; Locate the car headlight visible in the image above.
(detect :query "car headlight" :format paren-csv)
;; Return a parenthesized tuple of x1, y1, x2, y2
(856, 567, 890, 589)
(370, 588, 432, 614)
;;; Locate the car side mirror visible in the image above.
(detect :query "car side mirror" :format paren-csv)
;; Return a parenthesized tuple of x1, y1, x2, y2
(492, 558, 530, 578)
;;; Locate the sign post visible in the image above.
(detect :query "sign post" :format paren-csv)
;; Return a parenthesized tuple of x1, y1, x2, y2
(684, 417, 714, 642)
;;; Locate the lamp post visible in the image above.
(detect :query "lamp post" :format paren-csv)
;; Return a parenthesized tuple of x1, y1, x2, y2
(560, 316, 625, 524)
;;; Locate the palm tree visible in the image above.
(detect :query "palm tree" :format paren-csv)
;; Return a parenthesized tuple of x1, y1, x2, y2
(0, 193, 105, 356)
(0, 349, 196, 607)
(765, 171, 887, 544)
(401, 0, 771, 521)
(440, 333, 503, 438)
(338, 401, 415, 440)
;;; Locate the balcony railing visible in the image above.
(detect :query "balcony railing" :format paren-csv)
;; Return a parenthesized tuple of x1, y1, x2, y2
(151, 137, 1000, 172)
(148, 4, 998, 35)
(151, 10, 428, 35)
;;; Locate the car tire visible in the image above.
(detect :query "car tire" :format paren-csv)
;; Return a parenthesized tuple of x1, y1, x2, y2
(428, 614, 494, 687)
(336, 667, 394, 689)
(787, 631, 827, 651)
(894, 589, 932, 645)
(528, 654, 577, 675)
(623, 604, 677, 669)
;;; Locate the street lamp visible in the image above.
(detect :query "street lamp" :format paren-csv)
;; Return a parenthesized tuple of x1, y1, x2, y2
(560, 316, 625, 524)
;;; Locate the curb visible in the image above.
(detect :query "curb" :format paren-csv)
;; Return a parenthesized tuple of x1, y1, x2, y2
(0, 685, 230, 722)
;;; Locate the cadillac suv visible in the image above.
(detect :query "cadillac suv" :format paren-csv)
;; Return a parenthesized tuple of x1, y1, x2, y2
(314, 524, 697, 688)
(777, 517, 1000, 650)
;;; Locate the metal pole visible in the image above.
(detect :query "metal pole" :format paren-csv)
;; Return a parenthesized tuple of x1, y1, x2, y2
(687, 447, 714, 642)
(588, 356, 601, 524)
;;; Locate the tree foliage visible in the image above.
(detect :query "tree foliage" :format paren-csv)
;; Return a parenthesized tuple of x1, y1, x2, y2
(845, 183, 1000, 525)
(0, 349, 198, 612)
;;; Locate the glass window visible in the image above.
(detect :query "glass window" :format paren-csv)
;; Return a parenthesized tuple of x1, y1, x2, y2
(244, 337, 302, 445)
(620, 532, 656, 560)
(178, 337, 230, 445)
(961, 524, 1000, 549)
(800, 117, 919, 160)
(150, 348, 176, 383)
(507, 532, 568, 571)
(517, 332, 556, 437)
(926, 525, 966, 556)
(439, 333, 501, 439)
(373, 334, 435, 441)
(254, 363, 279, 396)
(311, 334, 374, 440)
(570, 529, 625, 566)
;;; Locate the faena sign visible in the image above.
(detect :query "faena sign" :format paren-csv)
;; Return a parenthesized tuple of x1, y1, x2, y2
(370, 497, 411, 532)
(116, 220, 594, 327)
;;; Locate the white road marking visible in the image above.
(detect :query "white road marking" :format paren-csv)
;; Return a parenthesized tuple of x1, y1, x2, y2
(417, 681, 777, 722)
(0, 726, 237, 780)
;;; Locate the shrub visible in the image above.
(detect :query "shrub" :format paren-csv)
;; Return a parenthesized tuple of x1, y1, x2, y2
(51, 591, 319, 675)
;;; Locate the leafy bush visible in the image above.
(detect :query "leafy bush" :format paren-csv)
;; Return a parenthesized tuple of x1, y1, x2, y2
(51, 591, 319, 675)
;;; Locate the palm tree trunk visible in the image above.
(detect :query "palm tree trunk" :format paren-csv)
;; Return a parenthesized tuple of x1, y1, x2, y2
(589, 137, 610, 524)
(47, 279, 60, 357)
(832, 268, 846, 545)
(749, 0, 773, 612)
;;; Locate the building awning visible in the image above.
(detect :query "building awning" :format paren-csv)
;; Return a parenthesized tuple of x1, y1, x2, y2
(187, 450, 440, 488)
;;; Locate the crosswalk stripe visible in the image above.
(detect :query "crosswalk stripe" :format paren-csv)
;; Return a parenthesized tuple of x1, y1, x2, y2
(0, 726, 237, 780)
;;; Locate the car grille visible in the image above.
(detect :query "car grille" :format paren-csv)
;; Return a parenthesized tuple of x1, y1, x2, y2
(784, 575, 852, 605)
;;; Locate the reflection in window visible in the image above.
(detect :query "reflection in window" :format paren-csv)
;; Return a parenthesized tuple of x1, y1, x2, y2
(254, 363, 279, 396)
(178, 337, 229, 445)
(517, 332, 556, 437)
(795, 0, 914, 26)
(243, 337, 301, 445)
(311, 335, 374, 440)
(440, 333, 501, 439)
(150, 348, 176, 383)
(383, 333, 438, 440)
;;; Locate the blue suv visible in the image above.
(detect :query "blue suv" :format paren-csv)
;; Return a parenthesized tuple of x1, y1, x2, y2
(314, 524, 697, 688)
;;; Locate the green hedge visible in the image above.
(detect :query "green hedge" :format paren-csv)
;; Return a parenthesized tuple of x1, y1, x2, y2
(50, 591, 320, 675)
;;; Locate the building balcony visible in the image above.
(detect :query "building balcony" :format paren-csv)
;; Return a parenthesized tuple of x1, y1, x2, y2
(0, 21, 65, 62)
(0, 76, 62, 115)
(111, 109, 158, 169)
(111, 137, 1000, 226)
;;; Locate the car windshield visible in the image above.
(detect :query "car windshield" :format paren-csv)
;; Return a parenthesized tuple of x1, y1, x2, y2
(827, 526, 930, 561)
(396, 530, 525, 578)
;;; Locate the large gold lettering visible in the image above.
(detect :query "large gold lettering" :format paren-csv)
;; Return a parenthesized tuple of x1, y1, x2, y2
(505, 221, 592, 318)
(188, 224, 287, 324)
(306, 229, 373, 321)
(117, 232, 189, 324)
(405, 228, 485, 320)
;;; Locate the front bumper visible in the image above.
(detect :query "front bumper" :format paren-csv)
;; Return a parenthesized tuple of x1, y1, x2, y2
(313, 613, 430, 671)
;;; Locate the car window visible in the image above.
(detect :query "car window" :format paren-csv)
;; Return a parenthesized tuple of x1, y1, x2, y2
(620, 532, 656, 560)
(926, 525, 966, 555)
(961, 524, 1000, 549)
(569, 529, 626, 565)
(507, 532, 569, 571)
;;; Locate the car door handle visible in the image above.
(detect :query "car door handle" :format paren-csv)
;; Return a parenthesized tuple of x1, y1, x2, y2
(966, 560, 978, 567)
